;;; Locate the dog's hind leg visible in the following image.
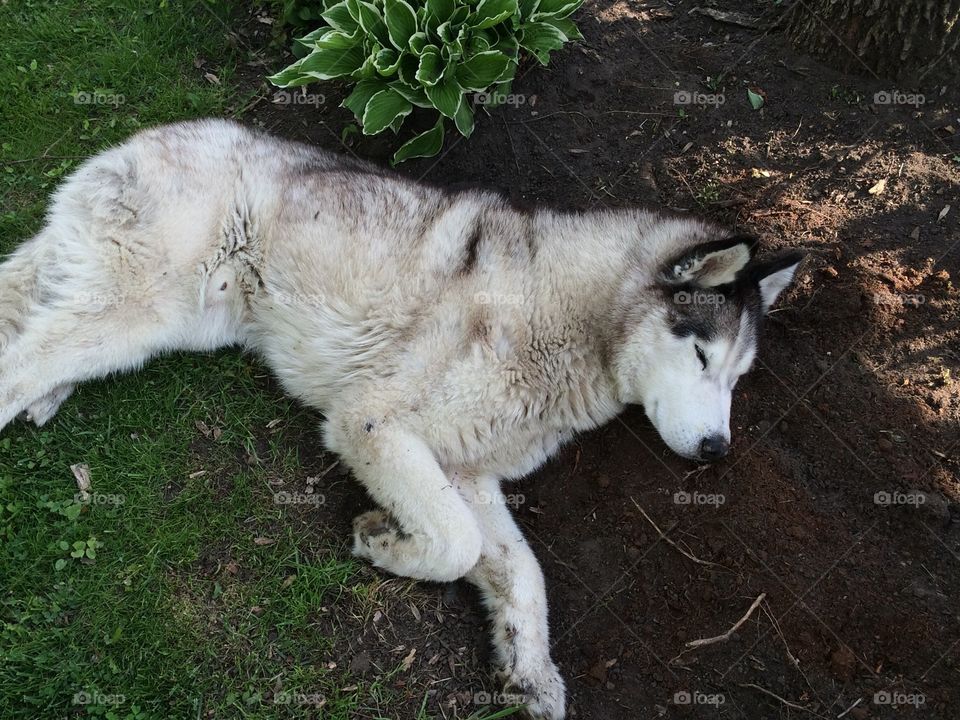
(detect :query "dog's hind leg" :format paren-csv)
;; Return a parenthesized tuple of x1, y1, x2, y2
(0, 278, 229, 433)
(465, 476, 565, 720)
(0, 231, 49, 354)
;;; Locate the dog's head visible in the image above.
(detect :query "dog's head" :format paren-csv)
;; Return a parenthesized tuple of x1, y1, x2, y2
(613, 233, 802, 462)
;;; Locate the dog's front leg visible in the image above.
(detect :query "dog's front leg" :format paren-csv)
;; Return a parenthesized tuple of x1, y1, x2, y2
(465, 476, 565, 720)
(323, 410, 483, 582)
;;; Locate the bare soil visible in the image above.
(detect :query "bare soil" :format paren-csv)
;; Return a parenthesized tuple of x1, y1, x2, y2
(210, 1, 960, 717)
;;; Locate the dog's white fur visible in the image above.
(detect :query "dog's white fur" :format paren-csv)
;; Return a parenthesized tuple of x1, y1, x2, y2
(0, 120, 800, 719)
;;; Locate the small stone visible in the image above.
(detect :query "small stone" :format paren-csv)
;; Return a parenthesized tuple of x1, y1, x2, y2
(830, 645, 857, 680)
(878, 437, 894, 452)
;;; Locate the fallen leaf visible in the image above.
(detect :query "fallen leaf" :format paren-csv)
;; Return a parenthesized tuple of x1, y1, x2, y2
(868, 178, 887, 195)
(204, 72, 220, 85)
(70, 463, 91, 493)
(747, 88, 764, 110)
(938, 204, 951, 222)
(253, 537, 276, 546)
(401, 648, 417, 671)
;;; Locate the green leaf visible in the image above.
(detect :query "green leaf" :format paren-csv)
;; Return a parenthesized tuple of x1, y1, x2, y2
(747, 88, 764, 110)
(362, 88, 414, 134)
(470, 0, 518, 30)
(531, 0, 581, 19)
(398, 52, 420, 85)
(408, 31, 429, 55)
(540, 16, 582, 40)
(449, 5, 470, 27)
(519, 0, 540, 19)
(453, 96, 475, 137)
(342, 78, 388, 119)
(424, 75, 463, 118)
(322, 1, 360, 32)
(279, 46, 365, 82)
(455, 50, 512, 91)
(465, 34, 492, 55)
(389, 80, 433, 108)
(351, 51, 378, 80)
(384, 0, 419, 50)
(313, 29, 362, 49)
(373, 47, 403, 75)
(518, 21, 566, 64)
(356, 1, 392, 47)
(393, 116, 446, 163)
(416, 48, 443, 86)
(268, 57, 313, 88)
(426, 0, 455, 24)
(54, 558, 67, 571)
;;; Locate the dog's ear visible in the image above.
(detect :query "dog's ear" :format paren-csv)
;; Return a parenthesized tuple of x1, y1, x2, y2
(663, 235, 757, 287)
(742, 252, 804, 312)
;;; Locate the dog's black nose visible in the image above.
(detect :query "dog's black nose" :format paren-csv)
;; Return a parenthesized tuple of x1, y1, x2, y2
(700, 436, 729, 461)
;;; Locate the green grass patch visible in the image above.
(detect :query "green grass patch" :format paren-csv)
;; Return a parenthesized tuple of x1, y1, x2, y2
(0, 3, 398, 718)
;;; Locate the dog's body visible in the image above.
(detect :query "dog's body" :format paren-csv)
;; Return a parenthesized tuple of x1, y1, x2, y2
(0, 120, 801, 719)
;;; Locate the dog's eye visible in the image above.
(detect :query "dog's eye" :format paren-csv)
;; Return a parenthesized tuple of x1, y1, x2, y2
(695, 344, 707, 370)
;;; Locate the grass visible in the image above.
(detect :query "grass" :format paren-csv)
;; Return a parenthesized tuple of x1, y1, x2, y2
(0, 2, 408, 718)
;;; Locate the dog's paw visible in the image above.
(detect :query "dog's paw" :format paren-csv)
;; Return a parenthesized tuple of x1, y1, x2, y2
(352, 509, 401, 563)
(24, 384, 75, 427)
(500, 662, 566, 720)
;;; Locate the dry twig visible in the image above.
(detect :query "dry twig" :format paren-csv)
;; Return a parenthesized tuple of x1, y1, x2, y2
(630, 497, 722, 568)
(685, 593, 766, 649)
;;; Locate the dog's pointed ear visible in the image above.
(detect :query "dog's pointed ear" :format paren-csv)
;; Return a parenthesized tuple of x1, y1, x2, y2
(663, 235, 757, 287)
(745, 252, 804, 312)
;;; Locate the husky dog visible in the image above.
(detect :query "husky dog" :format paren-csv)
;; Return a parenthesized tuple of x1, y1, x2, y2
(0, 120, 801, 719)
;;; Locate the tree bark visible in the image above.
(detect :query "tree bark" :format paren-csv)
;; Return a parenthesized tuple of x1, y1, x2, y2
(786, 0, 960, 84)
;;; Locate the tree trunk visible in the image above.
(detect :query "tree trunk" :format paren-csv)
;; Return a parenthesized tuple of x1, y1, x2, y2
(786, 0, 960, 84)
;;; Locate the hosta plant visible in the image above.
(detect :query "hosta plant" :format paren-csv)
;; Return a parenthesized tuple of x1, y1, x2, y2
(269, 0, 583, 163)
